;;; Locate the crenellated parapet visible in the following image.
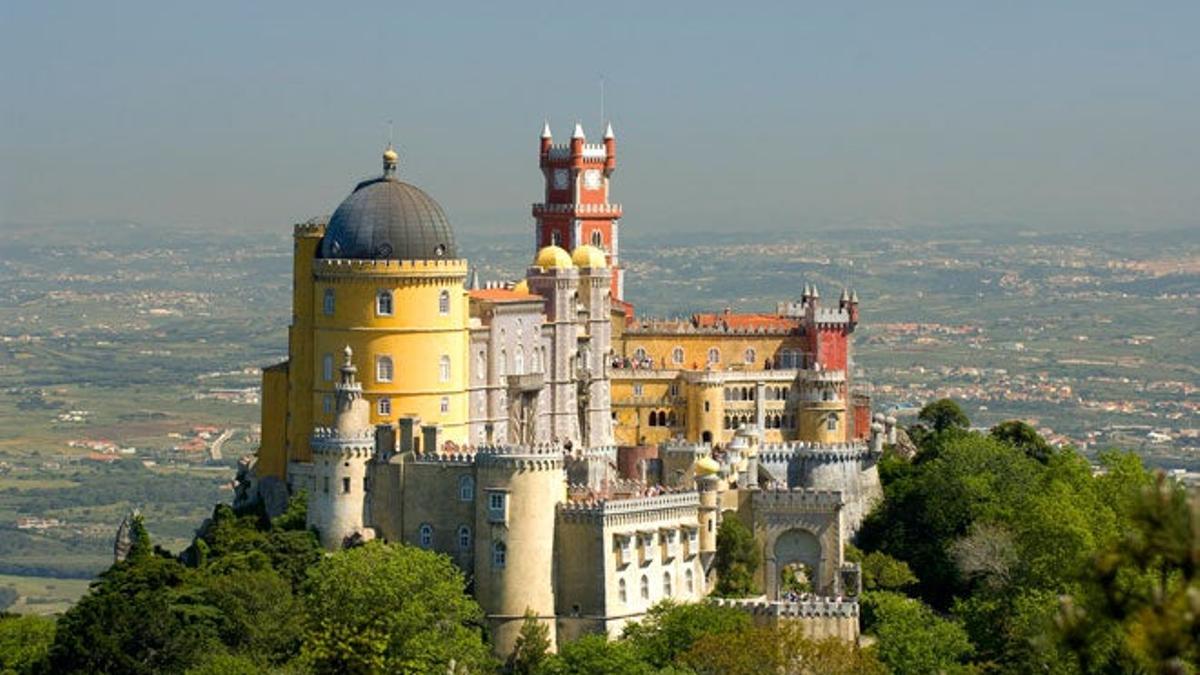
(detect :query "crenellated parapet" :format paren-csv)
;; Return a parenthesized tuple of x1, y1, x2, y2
(756, 440, 877, 464)
(532, 202, 622, 217)
(752, 488, 845, 511)
(314, 257, 469, 280)
(311, 427, 375, 459)
(411, 451, 477, 466)
(475, 442, 566, 471)
(558, 491, 700, 526)
(711, 597, 859, 619)
(293, 218, 327, 237)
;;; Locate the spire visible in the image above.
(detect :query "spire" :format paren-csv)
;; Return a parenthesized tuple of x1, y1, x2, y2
(850, 289, 859, 303)
(541, 120, 552, 139)
(467, 268, 481, 290)
(339, 345, 358, 386)
(840, 288, 850, 304)
(811, 284, 820, 299)
(382, 144, 399, 178)
(572, 121, 585, 139)
(604, 122, 614, 139)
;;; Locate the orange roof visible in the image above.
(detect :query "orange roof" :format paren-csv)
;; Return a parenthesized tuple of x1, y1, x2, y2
(468, 288, 542, 303)
(692, 312, 799, 330)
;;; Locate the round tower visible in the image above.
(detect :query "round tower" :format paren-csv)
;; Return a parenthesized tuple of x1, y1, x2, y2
(473, 444, 566, 656)
(308, 346, 375, 549)
(798, 369, 847, 443)
(695, 467, 720, 576)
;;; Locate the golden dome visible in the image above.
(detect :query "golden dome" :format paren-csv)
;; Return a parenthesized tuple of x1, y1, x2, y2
(534, 245, 574, 269)
(571, 244, 607, 269)
(512, 279, 530, 294)
(382, 147, 399, 162)
(695, 456, 721, 476)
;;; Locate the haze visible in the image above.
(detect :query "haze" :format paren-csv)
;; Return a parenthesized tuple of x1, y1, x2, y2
(1, 1, 1197, 236)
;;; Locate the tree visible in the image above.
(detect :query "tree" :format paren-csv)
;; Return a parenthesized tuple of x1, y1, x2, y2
(0, 613, 55, 675)
(846, 545, 918, 591)
(917, 398, 970, 434)
(862, 591, 974, 674)
(990, 420, 1054, 463)
(300, 541, 494, 674)
(681, 623, 886, 675)
(536, 634, 653, 675)
(712, 516, 760, 597)
(509, 609, 551, 674)
(621, 600, 750, 669)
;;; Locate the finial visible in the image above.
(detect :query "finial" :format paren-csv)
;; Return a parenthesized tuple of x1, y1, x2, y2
(541, 120, 552, 139)
(342, 345, 353, 365)
(840, 288, 849, 303)
(604, 122, 614, 140)
(850, 289, 859, 303)
(811, 285, 820, 299)
(383, 144, 399, 178)
(573, 121, 585, 139)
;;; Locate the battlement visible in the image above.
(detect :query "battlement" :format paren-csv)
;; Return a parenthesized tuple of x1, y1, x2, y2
(581, 143, 608, 160)
(314, 258, 469, 278)
(474, 442, 566, 471)
(546, 144, 570, 160)
(558, 491, 699, 524)
(623, 320, 797, 336)
(293, 218, 328, 237)
(756, 441, 875, 464)
(798, 369, 846, 384)
(411, 451, 477, 466)
(812, 307, 851, 325)
(311, 427, 374, 441)
(711, 597, 859, 619)
(752, 488, 846, 509)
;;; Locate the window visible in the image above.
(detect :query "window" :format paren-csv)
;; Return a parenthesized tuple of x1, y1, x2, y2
(439, 355, 451, 382)
(663, 572, 672, 597)
(493, 541, 507, 568)
(488, 491, 507, 522)
(323, 353, 334, 381)
(618, 536, 633, 565)
(532, 348, 542, 373)
(744, 348, 756, 364)
(419, 523, 433, 548)
(591, 230, 603, 247)
(323, 288, 335, 315)
(704, 401, 710, 412)
(458, 525, 471, 551)
(707, 348, 720, 365)
(498, 350, 506, 377)
(514, 350, 524, 374)
(633, 347, 647, 361)
(822, 389, 834, 402)
(477, 351, 486, 379)
(323, 476, 329, 494)
(640, 575, 650, 600)
(438, 289, 450, 315)
(618, 578, 627, 604)
(440, 396, 450, 414)
(686, 568, 695, 593)
(459, 475, 474, 501)
(672, 347, 684, 364)
(377, 397, 391, 416)
(669, 383, 679, 398)
(550, 231, 561, 246)
(342, 477, 351, 494)
(376, 290, 393, 316)
(826, 415, 838, 432)
(633, 383, 644, 397)
(322, 395, 334, 414)
(376, 356, 393, 383)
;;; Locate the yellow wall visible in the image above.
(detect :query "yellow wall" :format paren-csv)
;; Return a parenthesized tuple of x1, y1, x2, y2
(257, 362, 289, 479)
(285, 225, 324, 463)
(615, 332, 806, 370)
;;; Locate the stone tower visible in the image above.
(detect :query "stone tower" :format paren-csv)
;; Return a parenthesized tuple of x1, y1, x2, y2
(473, 444, 566, 656)
(573, 245, 614, 448)
(526, 247, 581, 442)
(307, 346, 374, 548)
(534, 122, 625, 300)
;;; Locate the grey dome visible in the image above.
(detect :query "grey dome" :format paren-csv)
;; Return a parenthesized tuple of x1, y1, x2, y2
(318, 176, 458, 261)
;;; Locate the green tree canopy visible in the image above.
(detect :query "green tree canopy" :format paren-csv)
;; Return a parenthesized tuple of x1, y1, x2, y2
(300, 541, 493, 674)
(712, 515, 760, 597)
(681, 622, 886, 675)
(0, 613, 55, 675)
(621, 600, 750, 669)
(509, 609, 552, 674)
(917, 398, 970, 434)
(536, 634, 653, 675)
(862, 591, 974, 674)
(990, 420, 1055, 463)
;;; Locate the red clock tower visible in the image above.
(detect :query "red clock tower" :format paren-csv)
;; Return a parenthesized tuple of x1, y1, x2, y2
(534, 121, 625, 300)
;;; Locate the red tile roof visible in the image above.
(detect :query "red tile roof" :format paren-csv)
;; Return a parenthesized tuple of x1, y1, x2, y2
(468, 288, 542, 303)
(692, 312, 799, 330)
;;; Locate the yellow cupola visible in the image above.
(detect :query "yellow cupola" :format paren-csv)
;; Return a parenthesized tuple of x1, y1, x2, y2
(512, 279, 530, 294)
(695, 456, 721, 476)
(570, 244, 607, 269)
(534, 245, 574, 269)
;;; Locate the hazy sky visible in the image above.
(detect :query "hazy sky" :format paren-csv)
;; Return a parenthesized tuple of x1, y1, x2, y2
(2, 2, 1197, 236)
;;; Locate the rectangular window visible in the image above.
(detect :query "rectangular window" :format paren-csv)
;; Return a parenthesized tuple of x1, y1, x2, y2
(487, 491, 507, 523)
(323, 288, 335, 315)
(323, 354, 334, 381)
(440, 396, 450, 414)
(826, 416, 838, 432)
(342, 477, 350, 494)
(378, 397, 391, 416)
(323, 395, 333, 414)
(323, 476, 329, 494)
(633, 383, 644, 397)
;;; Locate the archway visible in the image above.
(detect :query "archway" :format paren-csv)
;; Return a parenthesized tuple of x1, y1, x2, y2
(772, 528, 821, 599)
(701, 430, 713, 444)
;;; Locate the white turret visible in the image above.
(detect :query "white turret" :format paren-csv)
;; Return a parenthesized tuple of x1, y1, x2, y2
(572, 121, 585, 139)
(604, 122, 614, 139)
(541, 120, 552, 139)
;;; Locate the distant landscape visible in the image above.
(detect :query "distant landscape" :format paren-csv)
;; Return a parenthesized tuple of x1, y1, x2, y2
(0, 221, 1196, 611)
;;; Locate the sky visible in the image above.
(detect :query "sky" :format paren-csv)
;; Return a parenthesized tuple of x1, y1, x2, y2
(1, 2, 1197, 237)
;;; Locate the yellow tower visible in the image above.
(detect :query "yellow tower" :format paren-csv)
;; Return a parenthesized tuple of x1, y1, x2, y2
(262, 147, 470, 474)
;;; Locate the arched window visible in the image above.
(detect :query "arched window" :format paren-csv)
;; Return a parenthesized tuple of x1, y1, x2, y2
(826, 415, 838, 432)
(376, 290, 393, 316)
(322, 353, 334, 381)
(744, 348, 756, 364)
(531, 348, 542, 373)
(377, 397, 391, 416)
(418, 523, 433, 549)
(514, 350, 524, 375)
(618, 578, 628, 604)
(376, 356, 393, 383)
(633, 347, 647, 362)
(439, 355, 451, 382)
(438, 289, 450, 316)
(458, 475, 474, 501)
(493, 541, 507, 568)
(723, 416, 731, 430)
(477, 351, 486, 380)
(498, 350, 507, 378)
(663, 572, 672, 597)
(550, 231, 561, 246)
(591, 230, 603, 247)
(640, 574, 650, 600)
(707, 348, 720, 365)
(457, 525, 471, 551)
(686, 568, 695, 593)
(672, 347, 684, 364)
(323, 288, 335, 315)
(668, 412, 677, 427)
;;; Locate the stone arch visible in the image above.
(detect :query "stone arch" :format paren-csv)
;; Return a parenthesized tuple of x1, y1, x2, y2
(771, 528, 821, 599)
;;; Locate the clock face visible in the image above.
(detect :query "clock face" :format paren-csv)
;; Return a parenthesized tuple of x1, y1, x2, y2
(583, 169, 602, 190)
(553, 169, 569, 190)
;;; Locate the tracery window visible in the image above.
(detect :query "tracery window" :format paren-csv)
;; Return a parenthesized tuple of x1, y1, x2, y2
(459, 475, 474, 501)
(493, 541, 507, 568)
(376, 290, 393, 316)
(418, 523, 433, 548)
(640, 574, 650, 600)
(671, 347, 684, 364)
(707, 348, 720, 365)
(458, 525, 471, 551)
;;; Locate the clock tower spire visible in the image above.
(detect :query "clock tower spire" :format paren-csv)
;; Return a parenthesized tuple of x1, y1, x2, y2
(534, 121, 625, 301)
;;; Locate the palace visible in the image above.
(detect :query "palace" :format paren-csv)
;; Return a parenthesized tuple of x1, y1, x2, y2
(245, 123, 895, 655)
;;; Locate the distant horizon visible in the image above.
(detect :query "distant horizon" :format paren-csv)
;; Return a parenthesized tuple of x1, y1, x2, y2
(3, 3, 1198, 235)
